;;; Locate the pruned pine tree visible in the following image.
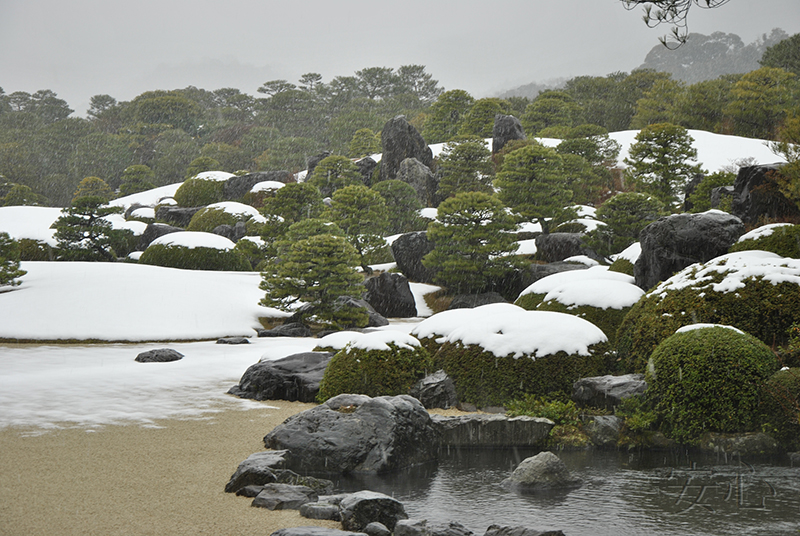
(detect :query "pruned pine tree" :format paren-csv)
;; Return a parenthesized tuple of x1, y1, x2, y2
(325, 185, 389, 271)
(0, 232, 26, 289)
(259, 234, 367, 328)
(52, 196, 132, 261)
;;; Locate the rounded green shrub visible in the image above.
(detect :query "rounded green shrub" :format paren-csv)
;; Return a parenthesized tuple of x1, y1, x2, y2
(617, 252, 800, 373)
(760, 368, 800, 449)
(173, 178, 225, 207)
(729, 224, 800, 258)
(186, 207, 239, 232)
(139, 244, 250, 271)
(608, 258, 634, 276)
(646, 326, 779, 444)
(17, 239, 54, 261)
(318, 342, 433, 402)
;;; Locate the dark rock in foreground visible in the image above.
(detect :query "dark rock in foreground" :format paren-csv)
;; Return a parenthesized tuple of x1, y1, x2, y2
(339, 490, 408, 532)
(484, 526, 566, 536)
(500, 451, 581, 491)
(264, 394, 439, 474)
(572, 374, 646, 410)
(135, 348, 184, 363)
(228, 351, 333, 402)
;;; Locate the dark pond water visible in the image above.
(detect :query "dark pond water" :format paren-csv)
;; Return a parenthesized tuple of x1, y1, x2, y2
(330, 448, 800, 536)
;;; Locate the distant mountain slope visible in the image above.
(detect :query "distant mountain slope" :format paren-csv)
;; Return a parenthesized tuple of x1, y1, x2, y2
(637, 29, 788, 83)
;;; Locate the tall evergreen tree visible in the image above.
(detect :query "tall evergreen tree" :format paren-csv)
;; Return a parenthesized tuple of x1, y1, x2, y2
(52, 196, 133, 261)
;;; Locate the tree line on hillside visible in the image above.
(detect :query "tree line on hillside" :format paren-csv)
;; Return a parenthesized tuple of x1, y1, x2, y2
(0, 31, 798, 208)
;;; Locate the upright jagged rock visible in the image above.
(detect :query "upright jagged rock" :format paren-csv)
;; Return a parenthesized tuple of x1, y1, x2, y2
(731, 163, 800, 225)
(380, 116, 433, 183)
(492, 114, 526, 154)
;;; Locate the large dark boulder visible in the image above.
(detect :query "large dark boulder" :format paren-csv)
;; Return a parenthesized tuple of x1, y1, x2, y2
(408, 370, 457, 409)
(634, 211, 744, 290)
(228, 351, 334, 402)
(223, 171, 293, 200)
(379, 115, 433, 183)
(731, 163, 800, 225)
(500, 451, 581, 491)
(155, 205, 203, 227)
(397, 158, 437, 207)
(572, 373, 647, 410)
(492, 114, 526, 154)
(364, 272, 417, 318)
(263, 394, 439, 474)
(391, 232, 435, 284)
(137, 222, 183, 250)
(355, 157, 378, 187)
(339, 491, 408, 532)
(535, 233, 598, 263)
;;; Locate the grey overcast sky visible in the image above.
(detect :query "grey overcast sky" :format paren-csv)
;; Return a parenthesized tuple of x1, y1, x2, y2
(2, 0, 799, 116)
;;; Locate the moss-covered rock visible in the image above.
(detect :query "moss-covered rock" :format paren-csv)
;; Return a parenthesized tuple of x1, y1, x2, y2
(729, 223, 800, 258)
(646, 325, 779, 444)
(317, 332, 433, 402)
(760, 367, 800, 449)
(617, 251, 800, 373)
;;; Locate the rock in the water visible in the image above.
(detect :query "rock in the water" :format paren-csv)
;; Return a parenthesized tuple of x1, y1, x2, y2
(500, 451, 581, 491)
(431, 414, 553, 448)
(251, 483, 318, 510)
(363, 522, 391, 536)
(300, 502, 342, 521)
(223, 171, 292, 200)
(583, 415, 623, 447)
(135, 348, 184, 363)
(492, 114, 526, 154)
(138, 222, 183, 251)
(572, 374, 647, 410)
(155, 205, 203, 227)
(447, 292, 507, 310)
(227, 351, 333, 402)
(257, 322, 313, 338)
(394, 519, 428, 536)
(339, 490, 408, 532)
(380, 115, 433, 183)
(484, 526, 566, 536)
(264, 394, 439, 474)
(390, 231, 435, 284)
(224, 450, 288, 493)
(409, 370, 457, 409)
(217, 337, 250, 344)
(364, 272, 417, 318)
(634, 211, 744, 290)
(430, 522, 474, 536)
(270, 530, 367, 536)
(699, 432, 781, 456)
(396, 157, 437, 206)
(731, 163, 800, 225)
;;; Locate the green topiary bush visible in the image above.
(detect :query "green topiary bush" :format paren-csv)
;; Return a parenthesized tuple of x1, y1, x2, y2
(173, 178, 225, 207)
(139, 243, 251, 271)
(760, 367, 800, 449)
(186, 207, 239, 232)
(646, 326, 779, 444)
(616, 252, 800, 373)
(729, 224, 800, 258)
(608, 257, 635, 275)
(317, 340, 433, 402)
(17, 238, 54, 261)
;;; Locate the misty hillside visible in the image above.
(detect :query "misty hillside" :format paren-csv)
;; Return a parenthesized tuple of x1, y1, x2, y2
(637, 28, 788, 83)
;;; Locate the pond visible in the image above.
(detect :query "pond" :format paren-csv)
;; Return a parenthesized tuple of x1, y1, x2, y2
(332, 448, 800, 536)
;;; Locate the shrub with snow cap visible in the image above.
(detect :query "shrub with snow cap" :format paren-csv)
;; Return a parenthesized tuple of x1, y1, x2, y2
(646, 325, 778, 444)
(729, 223, 800, 259)
(515, 265, 634, 310)
(139, 231, 250, 271)
(415, 306, 609, 406)
(317, 331, 433, 401)
(186, 201, 267, 233)
(617, 250, 800, 373)
(173, 173, 233, 207)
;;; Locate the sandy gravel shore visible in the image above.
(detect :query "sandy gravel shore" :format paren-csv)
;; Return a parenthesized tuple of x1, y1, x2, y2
(0, 401, 341, 536)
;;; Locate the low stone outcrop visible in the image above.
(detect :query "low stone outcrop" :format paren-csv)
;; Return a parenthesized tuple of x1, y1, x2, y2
(251, 483, 318, 510)
(264, 394, 439, 474)
(138, 222, 182, 251)
(339, 491, 408, 532)
(364, 272, 417, 318)
(224, 450, 288, 493)
(135, 348, 183, 363)
(212, 221, 247, 242)
(257, 322, 313, 338)
(390, 231, 435, 284)
(634, 211, 744, 290)
(227, 351, 333, 402)
(500, 451, 581, 491)
(409, 370, 457, 409)
(484, 526, 566, 536)
(217, 337, 250, 344)
(270, 528, 367, 536)
(492, 114, 526, 154)
(430, 414, 553, 448)
(155, 206, 202, 227)
(572, 374, 647, 410)
(223, 171, 292, 200)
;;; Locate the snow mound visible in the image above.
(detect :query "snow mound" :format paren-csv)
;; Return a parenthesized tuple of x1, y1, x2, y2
(676, 323, 745, 335)
(611, 242, 641, 263)
(130, 207, 156, 219)
(110, 183, 182, 210)
(103, 213, 147, 235)
(204, 201, 267, 223)
(192, 171, 235, 182)
(542, 279, 644, 310)
(415, 306, 607, 359)
(318, 330, 421, 353)
(149, 231, 236, 251)
(562, 255, 600, 266)
(0, 206, 62, 245)
(519, 265, 634, 298)
(737, 222, 794, 243)
(412, 303, 525, 342)
(251, 181, 286, 193)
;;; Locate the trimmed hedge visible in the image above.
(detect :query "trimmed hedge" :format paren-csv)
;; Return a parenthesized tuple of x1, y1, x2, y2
(186, 207, 240, 232)
(536, 300, 631, 347)
(139, 243, 251, 271)
(730, 224, 800, 258)
(173, 178, 225, 207)
(646, 327, 779, 444)
(761, 367, 800, 449)
(317, 343, 433, 401)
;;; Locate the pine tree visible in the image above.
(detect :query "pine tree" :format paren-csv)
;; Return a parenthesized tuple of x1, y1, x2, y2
(260, 234, 367, 328)
(52, 196, 133, 261)
(325, 185, 389, 271)
(371, 180, 423, 234)
(585, 192, 668, 257)
(436, 138, 495, 199)
(422, 191, 520, 294)
(0, 232, 26, 288)
(307, 155, 362, 197)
